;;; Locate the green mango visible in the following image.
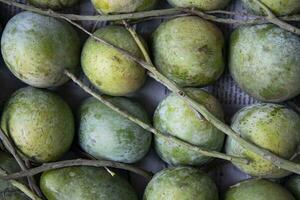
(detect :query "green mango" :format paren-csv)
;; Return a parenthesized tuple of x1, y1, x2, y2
(153, 16, 224, 87)
(81, 26, 146, 96)
(225, 103, 300, 178)
(78, 97, 152, 163)
(28, 0, 79, 10)
(144, 167, 219, 200)
(225, 179, 295, 200)
(286, 175, 300, 200)
(153, 88, 225, 166)
(1, 87, 74, 163)
(167, 0, 231, 11)
(91, 0, 158, 14)
(1, 11, 80, 88)
(229, 24, 300, 102)
(242, 0, 300, 16)
(40, 166, 137, 200)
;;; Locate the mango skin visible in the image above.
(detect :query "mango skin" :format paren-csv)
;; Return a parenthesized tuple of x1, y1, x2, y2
(225, 179, 295, 200)
(28, 0, 79, 10)
(78, 97, 152, 163)
(229, 24, 300, 102)
(241, 0, 300, 16)
(40, 167, 137, 200)
(144, 167, 218, 200)
(153, 16, 224, 87)
(1, 11, 80, 88)
(286, 175, 300, 200)
(225, 103, 300, 178)
(92, 0, 158, 14)
(81, 26, 146, 96)
(1, 87, 75, 163)
(0, 153, 29, 200)
(154, 88, 225, 166)
(167, 0, 231, 11)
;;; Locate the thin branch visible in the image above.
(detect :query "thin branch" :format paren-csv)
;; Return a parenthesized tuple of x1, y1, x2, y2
(10, 181, 42, 200)
(1, 159, 152, 180)
(64, 70, 248, 165)
(0, 128, 43, 198)
(123, 20, 245, 166)
(83, 20, 300, 174)
(65, 15, 300, 174)
(122, 20, 153, 65)
(206, 10, 253, 17)
(24, 160, 43, 198)
(1, 0, 300, 26)
(0, 0, 182, 21)
(129, 14, 190, 25)
(74, 147, 117, 177)
(0, 169, 41, 200)
(118, 20, 300, 175)
(122, 20, 300, 176)
(4, 0, 300, 175)
(0, 129, 27, 172)
(183, 8, 265, 25)
(253, 0, 300, 35)
(55, 16, 300, 174)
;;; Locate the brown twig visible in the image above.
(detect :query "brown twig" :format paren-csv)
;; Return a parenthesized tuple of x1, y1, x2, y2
(122, 20, 153, 65)
(0, 128, 43, 198)
(64, 70, 248, 165)
(120, 19, 300, 175)
(183, 8, 265, 25)
(0, 169, 41, 200)
(0, 0, 182, 21)
(253, 0, 300, 35)
(1, 159, 152, 180)
(206, 10, 253, 16)
(54, 16, 300, 174)
(74, 147, 118, 177)
(3, 0, 300, 175)
(1, 0, 300, 26)
(24, 159, 43, 198)
(10, 180, 42, 200)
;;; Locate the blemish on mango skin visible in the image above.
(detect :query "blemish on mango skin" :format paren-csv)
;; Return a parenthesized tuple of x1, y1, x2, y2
(153, 88, 225, 166)
(225, 103, 300, 178)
